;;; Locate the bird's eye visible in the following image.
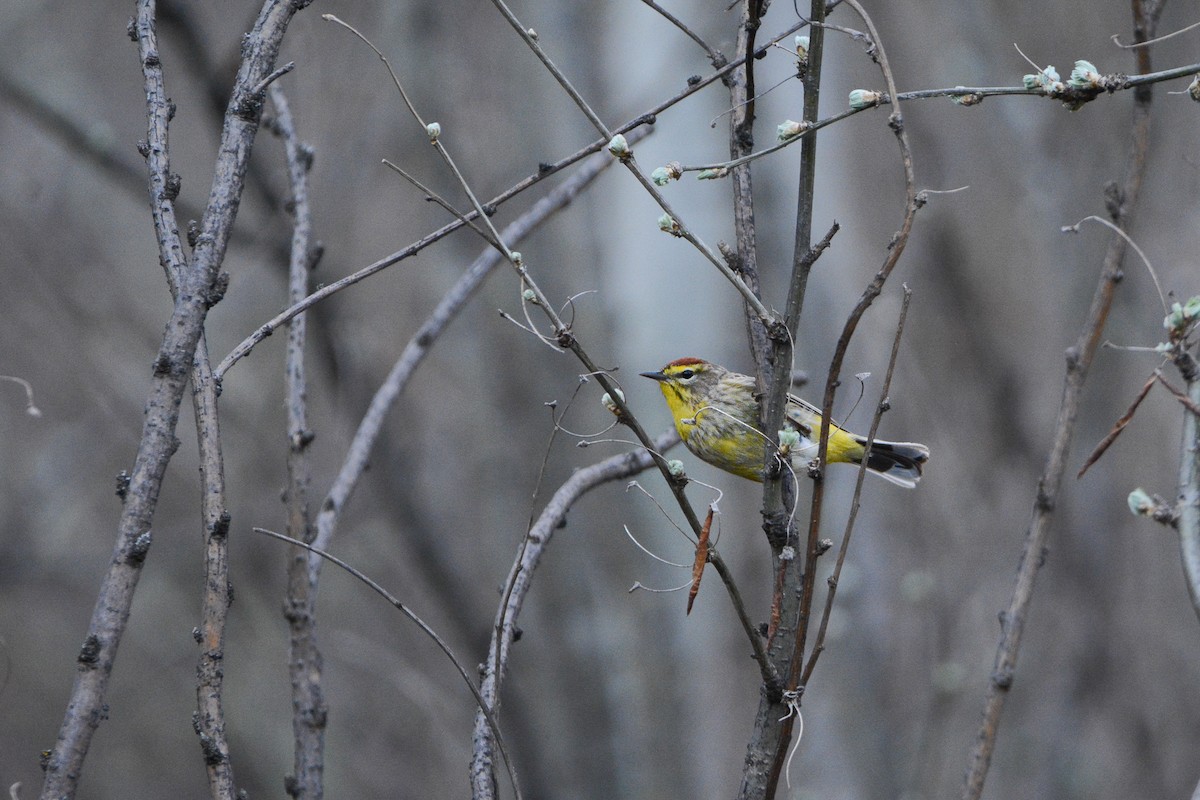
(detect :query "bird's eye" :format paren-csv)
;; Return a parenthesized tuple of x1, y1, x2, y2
(679, 369, 695, 379)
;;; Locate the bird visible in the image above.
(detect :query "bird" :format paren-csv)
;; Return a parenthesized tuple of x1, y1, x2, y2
(640, 357, 929, 487)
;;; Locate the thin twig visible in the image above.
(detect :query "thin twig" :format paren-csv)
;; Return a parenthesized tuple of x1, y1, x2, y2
(1077, 371, 1158, 478)
(0, 375, 41, 417)
(305, 137, 631, 567)
(486, 0, 775, 324)
(1062, 215, 1166, 312)
(1157, 371, 1200, 417)
(961, 3, 1166, 796)
(325, 15, 574, 335)
(639, 0, 723, 63)
(1113, 18, 1200, 48)
(381, 159, 501, 249)
(250, 528, 521, 800)
(802, 287, 913, 683)
(678, 62, 1200, 176)
(470, 434, 677, 799)
(215, 15, 827, 377)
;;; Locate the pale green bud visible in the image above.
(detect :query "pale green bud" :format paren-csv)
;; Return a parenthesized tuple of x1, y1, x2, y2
(425, 122, 441, 141)
(1068, 60, 1101, 90)
(666, 459, 685, 477)
(607, 133, 630, 158)
(777, 119, 806, 142)
(1024, 66, 1062, 92)
(601, 388, 625, 414)
(1164, 302, 1186, 331)
(1127, 488, 1154, 516)
(848, 89, 882, 110)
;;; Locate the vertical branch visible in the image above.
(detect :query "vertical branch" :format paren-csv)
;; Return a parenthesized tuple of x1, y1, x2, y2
(1178, 348, 1200, 621)
(739, 0, 829, 795)
(960, 2, 1165, 798)
(191, 335, 237, 800)
(724, 0, 767, 371)
(796, 0, 918, 685)
(744, 1, 918, 794)
(268, 85, 326, 800)
(39, 3, 306, 797)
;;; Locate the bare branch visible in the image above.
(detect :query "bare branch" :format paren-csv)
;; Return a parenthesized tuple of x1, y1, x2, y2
(1077, 371, 1158, 479)
(1175, 346, 1200, 623)
(39, 3, 309, 795)
(267, 84, 327, 800)
(250, 528, 521, 800)
(470, 434, 677, 799)
(306, 138, 630, 565)
(190, 335, 237, 799)
(961, 4, 1166, 797)
(802, 286, 913, 684)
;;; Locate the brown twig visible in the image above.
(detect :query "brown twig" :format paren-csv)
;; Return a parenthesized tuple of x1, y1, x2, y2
(1156, 371, 1200, 417)
(1077, 371, 1158, 479)
(796, 0, 918, 690)
(687, 507, 715, 614)
(801, 286, 913, 684)
(960, 3, 1165, 797)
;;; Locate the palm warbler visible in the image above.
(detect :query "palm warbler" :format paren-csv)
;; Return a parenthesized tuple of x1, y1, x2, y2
(641, 357, 929, 487)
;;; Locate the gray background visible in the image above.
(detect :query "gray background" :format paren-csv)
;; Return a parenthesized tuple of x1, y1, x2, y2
(2, 1, 1198, 798)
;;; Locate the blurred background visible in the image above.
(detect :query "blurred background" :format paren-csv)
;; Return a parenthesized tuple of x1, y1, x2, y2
(2, 1, 1199, 798)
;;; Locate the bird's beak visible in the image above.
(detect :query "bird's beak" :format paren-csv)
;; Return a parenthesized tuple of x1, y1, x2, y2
(639, 370, 666, 382)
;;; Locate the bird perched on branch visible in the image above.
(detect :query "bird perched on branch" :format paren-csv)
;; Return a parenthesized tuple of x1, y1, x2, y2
(640, 357, 929, 487)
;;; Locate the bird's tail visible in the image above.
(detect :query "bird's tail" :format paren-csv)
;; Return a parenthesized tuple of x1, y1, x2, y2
(854, 437, 930, 488)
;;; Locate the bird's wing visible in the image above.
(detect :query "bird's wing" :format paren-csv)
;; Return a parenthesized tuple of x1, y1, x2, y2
(784, 394, 820, 437)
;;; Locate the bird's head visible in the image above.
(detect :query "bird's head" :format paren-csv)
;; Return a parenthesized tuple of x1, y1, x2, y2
(639, 357, 725, 416)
